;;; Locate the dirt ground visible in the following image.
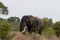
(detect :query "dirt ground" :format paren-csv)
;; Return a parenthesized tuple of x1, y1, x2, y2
(11, 32, 60, 40)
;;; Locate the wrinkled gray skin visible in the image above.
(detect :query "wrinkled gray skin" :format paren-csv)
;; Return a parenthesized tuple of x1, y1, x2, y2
(20, 15, 44, 34)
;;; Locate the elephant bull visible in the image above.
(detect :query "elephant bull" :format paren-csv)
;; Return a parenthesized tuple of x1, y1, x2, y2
(20, 15, 44, 34)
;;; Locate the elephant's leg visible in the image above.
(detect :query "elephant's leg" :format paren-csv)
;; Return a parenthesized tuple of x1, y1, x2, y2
(39, 27, 44, 34)
(28, 26, 33, 33)
(39, 30, 42, 34)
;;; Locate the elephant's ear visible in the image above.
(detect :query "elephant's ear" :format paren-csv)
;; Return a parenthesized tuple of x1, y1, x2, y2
(25, 18, 30, 24)
(30, 18, 34, 25)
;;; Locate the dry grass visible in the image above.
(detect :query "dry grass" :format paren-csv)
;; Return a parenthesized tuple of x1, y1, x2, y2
(10, 32, 60, 40)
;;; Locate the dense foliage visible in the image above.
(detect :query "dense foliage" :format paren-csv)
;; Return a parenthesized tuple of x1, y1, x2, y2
(42, 18, 56, 37)
(7, 17, 20, 22)
(53, 21, 60, 37)
(0, 20, 11, 40)
(0, 2, 8, 15)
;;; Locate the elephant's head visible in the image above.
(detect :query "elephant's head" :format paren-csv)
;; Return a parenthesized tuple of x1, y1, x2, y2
(20, 16, 27, 32)
(20, 15, 31, 32)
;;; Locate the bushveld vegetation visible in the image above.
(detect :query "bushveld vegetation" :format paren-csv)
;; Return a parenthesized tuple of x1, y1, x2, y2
(0, 2, 60, 40)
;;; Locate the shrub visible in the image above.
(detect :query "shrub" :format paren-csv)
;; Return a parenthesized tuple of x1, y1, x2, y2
(42, 26, 56, 37)
(0, 20, 16, 40)
(0, 20, 11, 40)
(9, 22, 20, 31)
(54, 21, 60, 37)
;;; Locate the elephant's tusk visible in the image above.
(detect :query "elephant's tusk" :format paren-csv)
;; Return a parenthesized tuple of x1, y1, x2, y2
(20, 26, 27, 34)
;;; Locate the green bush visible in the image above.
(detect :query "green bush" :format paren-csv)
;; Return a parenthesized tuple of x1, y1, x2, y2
(54, 21, 60, 37)
(0, 20, 11, 40)
(9, 22, 20, 31)
(42, 26, 56, 37)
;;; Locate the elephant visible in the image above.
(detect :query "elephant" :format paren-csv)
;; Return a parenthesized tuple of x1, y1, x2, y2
(20, 15, 44, 34)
